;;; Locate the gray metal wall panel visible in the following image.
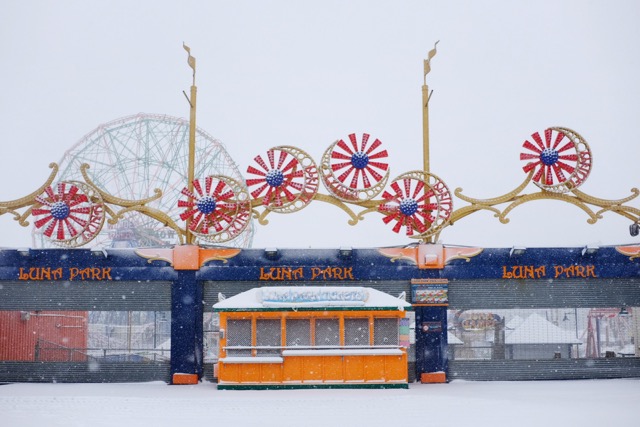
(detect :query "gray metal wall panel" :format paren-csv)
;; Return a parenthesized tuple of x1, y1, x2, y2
(448, 279, 640, 310)
(202, 280, 411, 311)
(202, 362, 215, 381)
(449, 358, 640, 381)
(0, 281, 172, 311)
(0, 361, 171, 383)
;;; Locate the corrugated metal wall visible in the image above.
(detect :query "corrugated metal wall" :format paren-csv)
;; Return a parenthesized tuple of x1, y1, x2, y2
(447, 278, 640, 381)
(0, 281, 172, 383)
(448, 278, 640, 309)
(0, 361, 170, 383)
(0, 281, 172, 311)
(449, 358, 640, 381)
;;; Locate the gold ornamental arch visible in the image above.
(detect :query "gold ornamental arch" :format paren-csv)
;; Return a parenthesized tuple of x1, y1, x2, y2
(1, 43, 638, 248)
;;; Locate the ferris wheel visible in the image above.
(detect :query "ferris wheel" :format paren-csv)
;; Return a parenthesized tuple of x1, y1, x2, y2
(32, 113, 254, 249)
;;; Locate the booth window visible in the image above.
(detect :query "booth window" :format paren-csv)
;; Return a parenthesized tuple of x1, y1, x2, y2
(286, 319, 311, 346)
(315, 318, 340, 346)
(344, 318, 369, 346)
(374, 318, 399, 346)
(227, 319, 252, 357)
(256, 319, 281, 356)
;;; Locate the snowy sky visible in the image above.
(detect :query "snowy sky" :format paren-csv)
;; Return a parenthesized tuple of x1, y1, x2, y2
(1, 1, 639, 249)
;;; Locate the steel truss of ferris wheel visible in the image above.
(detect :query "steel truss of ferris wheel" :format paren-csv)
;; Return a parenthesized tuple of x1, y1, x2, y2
(26, 113, 254, 248)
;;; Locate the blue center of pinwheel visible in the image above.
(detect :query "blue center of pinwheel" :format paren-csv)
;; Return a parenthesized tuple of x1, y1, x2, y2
(197, 196, 217, 214)
(399, 198, 418, 216)
(351, 151, 369, 169)
(50, 201, 70, 220)
(540, 148, 559, 166)
(265, 169, 284, 187)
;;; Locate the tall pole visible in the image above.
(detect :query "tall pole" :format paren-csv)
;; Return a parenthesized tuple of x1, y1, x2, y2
(422, 42, 439, 243)
(183, 43, 197, 245)
(422, 84, 431, 174)
(422, 41, 438, 176)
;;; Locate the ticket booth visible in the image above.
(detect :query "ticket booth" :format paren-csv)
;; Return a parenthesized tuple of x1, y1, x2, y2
(213, 286, 412, 389)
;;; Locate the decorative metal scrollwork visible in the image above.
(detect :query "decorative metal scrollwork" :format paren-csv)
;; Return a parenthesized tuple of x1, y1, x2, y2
(1, 123, 637, 247)
(451, 126, 638, 233)
(4, 45, 638, 250)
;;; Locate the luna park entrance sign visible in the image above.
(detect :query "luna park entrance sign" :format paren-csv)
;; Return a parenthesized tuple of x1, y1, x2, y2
(0, 43, 638, 249)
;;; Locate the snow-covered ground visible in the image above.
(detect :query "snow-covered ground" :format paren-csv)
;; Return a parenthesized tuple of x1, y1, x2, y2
(0, 379, 638, 427)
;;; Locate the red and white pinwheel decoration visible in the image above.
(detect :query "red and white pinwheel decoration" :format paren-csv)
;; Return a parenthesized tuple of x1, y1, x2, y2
(321, 133, 390, 202)
(520, 127, 592, 193)
(378, 171, 452, 237)
(246, 146, 318, 213)
(32, 181, 104, 247)
(178, 175, 251, 243)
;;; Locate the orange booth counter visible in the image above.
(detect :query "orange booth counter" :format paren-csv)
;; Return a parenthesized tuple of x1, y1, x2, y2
(213, 286, 412, 389)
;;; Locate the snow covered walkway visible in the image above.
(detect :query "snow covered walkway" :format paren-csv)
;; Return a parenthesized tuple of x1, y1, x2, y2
(0, 379, 638, 426)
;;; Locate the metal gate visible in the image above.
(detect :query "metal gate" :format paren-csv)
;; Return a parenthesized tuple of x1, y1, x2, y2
(447, 278, 640, 380)
(0, 281, 172, 383)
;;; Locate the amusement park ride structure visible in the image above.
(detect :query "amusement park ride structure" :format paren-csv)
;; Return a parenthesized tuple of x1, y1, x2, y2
(0, 42, 639, 251)
(32, 112, 254, 249)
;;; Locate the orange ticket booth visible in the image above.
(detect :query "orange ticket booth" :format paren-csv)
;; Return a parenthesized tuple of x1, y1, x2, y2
(213, 286, 412, 389)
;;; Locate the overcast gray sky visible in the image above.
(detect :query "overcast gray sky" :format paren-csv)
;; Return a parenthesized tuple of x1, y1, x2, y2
(1, 1, 639, 249)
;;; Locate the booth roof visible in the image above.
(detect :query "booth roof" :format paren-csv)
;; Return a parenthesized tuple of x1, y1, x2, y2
(213, 286, 412, 311)
(505, 313, 582, 344)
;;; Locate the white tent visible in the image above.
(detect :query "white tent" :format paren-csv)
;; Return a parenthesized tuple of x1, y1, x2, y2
(505, 313, 581, 345)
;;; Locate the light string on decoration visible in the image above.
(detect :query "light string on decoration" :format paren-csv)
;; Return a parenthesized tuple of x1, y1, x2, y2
(0, 43, 638, 248)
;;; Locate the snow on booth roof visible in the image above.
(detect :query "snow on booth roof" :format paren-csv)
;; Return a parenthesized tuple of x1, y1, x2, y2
(213, 286, 412, 311)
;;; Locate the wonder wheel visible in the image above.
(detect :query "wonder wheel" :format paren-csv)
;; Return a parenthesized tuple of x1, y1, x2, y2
(32, 113, 254, 248)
